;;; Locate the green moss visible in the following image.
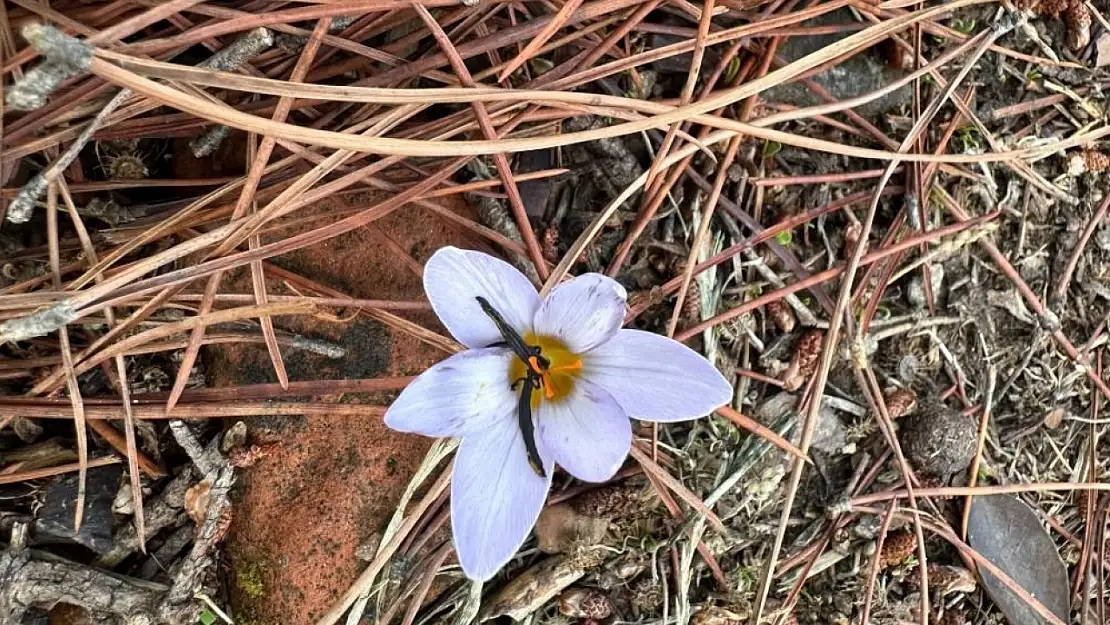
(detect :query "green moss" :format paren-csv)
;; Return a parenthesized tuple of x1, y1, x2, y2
(236, 561, 266, 600)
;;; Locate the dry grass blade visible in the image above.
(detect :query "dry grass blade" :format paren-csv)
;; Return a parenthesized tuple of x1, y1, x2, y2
(73, 302, 313, 382)
(56, 182, 153, 546)
(0, 456, 121, 485)
(46, 184, 88, 531)
(2, 402, 388, 419)
(81, 0, 1107, 163)
(962, 367, 996, 539)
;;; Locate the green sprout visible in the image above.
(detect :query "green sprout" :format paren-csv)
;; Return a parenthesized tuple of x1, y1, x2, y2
(775, 230, 793, 246)
(725, 56, 742, 84)
(951, 16, 976, 34)
(762, 140, 782, 159)
(956, 126, 981, 152)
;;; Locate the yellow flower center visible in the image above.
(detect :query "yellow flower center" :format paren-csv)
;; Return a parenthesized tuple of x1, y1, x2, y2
(508, 333, 583, 406)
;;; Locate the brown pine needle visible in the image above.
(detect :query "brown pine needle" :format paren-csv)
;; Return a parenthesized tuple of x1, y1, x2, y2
(629, 443, 726, 533)
(496, 0, 585, 82)
(716, 406, 809, 463)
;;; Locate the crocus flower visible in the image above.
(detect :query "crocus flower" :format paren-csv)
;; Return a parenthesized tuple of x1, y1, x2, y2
(385, 247, 732, 580)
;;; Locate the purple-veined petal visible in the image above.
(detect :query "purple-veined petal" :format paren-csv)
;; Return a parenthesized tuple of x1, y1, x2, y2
(533, 273, 627, 353)
(536, 378, 630, 482)
(584, 329, 732, 422)
(452, 415, 554, 581)
(384, 347, 515, 438)
(424, 247, 540, 349)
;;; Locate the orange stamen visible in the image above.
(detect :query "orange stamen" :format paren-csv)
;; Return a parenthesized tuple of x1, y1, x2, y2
(527, 355, 544, 375)
(549, 359, 583, 373)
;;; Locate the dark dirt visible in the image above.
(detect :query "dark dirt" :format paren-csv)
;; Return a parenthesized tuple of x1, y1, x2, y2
(898, 399, 978, 478)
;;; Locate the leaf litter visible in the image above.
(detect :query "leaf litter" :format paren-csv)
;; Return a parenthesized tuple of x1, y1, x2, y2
(0, 0, 1109, 624)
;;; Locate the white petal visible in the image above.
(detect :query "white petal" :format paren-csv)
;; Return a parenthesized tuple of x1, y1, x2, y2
(384, 348, 515, 437)
(424, 247, 540, 349)
(533, 273, 627, 353)
(452, 416, 553, 581)
(584, 329, 733, 422)
(536, 378, 630, 482)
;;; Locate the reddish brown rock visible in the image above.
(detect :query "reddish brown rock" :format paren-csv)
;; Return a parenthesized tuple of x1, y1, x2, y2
(208, 195, 484, 625)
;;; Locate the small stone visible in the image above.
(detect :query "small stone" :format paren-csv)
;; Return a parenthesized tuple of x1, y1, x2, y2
(35, 464, 121, 554)
(811, 405, 847, 454)
(112, 480, 135, 516)
(558, 588, 612, 619)
(1045, 407, 1066, 429)
(1068, 153, 1089, 176)
(906, 265, 944, 310)
(221, 420, 249, 453)
(13, 416, 43, 443)
(755, 392, 799, 422)
(899, 400, 978, 477)
(1096, 34, 1110, 67)
(356, 532, 383, 561)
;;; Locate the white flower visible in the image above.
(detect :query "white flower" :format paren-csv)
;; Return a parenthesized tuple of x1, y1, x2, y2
(385, 247, 732, 580)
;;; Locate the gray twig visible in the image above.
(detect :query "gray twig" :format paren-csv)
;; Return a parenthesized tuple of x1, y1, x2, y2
(168, 420, 221, 479)
(0, 302, 78, 342)
(6, 23, 93, 112)
(1, 523, 165, 622)
(189, 27, 274, 158)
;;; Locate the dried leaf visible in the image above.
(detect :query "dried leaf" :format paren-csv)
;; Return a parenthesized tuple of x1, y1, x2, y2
(967, 495, 1069, 625)
(185, 480, 212, 526)
(1044, 407, 1065, 430)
